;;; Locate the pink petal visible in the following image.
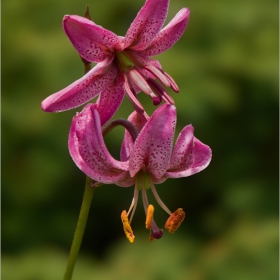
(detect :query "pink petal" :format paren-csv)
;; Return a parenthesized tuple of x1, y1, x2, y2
(124, 0, 169, 51)
(41, 57, 116, 112)
(96, 70, 125, 126)
(63, 15, 122, 62)
(68, 104, 130, 184)
(114, 176, 136, 187)
(165, 133, 212, 178)
(168, 124, 194, 171)
(129, 104, 176, 178)
(142, 8, 190, 56)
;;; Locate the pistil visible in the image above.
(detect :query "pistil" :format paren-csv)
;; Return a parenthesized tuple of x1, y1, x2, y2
(141, 177, 164, 241)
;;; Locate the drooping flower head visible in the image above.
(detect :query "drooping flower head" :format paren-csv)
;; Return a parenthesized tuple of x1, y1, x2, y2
(42, 0, 190, 125)
(69, 104, 212, 242)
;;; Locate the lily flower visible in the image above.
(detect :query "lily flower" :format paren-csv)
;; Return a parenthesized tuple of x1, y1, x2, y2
(69, 103, 212, 242)
(41, 0, 190, 125)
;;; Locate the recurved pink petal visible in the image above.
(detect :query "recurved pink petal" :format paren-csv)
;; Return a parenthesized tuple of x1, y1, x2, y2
(142, 8, 190, 56)
(124, 0, 169, 51)
(68, 104, 130, 184)
(129, 104, 176, 178)
(41, 57, 116, 112)
(63, 15, 122, 62)
(165, 135, 212, 178)
(96, 70, 125, 126)
(167, 124, 194, 171)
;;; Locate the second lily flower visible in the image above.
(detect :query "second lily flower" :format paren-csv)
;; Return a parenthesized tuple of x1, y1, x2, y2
(69, 104, 212, 242)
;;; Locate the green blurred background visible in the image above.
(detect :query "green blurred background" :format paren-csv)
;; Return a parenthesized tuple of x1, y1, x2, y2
(2, 0, 279, 279)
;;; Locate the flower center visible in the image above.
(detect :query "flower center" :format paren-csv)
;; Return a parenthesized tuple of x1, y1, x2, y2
(120, 171, 186, 242)
(115, 51, 135, 71)
(120, 170, 185, 243)
(137, 170, 151, 190)
(114, 50, 178, 117)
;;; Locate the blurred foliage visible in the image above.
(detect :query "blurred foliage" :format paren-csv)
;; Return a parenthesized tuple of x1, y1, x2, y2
(2, 0, 278, 279)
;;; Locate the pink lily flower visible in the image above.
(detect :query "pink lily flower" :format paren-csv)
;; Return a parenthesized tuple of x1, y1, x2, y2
(69, 104, 212, 242)
(41, 0, 190, 125)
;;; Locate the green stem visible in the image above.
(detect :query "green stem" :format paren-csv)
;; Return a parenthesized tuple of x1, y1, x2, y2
(64, 7, 94, 279)
(64, 176, 95, 280)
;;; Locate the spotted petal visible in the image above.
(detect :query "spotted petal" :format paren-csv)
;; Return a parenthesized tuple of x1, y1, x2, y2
(124, 0, 169, 51)
(142, 8, 190, 56)
(96, 70, 125, 126)
(41, 57, 116, 112)
(129, 104, 176, 178)
(68, 104, 129, 184)
(165, 125, 212, 178)
(63, 15, 122, 62)
(167, 124, 194, 171)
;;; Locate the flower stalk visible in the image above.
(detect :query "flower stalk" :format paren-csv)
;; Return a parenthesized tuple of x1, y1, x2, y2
(64, 9, 95, 279)
(64, 176, 95, 280)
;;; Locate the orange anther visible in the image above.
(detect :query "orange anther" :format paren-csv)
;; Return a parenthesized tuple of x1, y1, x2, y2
(145, 205, 154, 229)
(121, 210, 135, 243)
(165, 208, 185, 233)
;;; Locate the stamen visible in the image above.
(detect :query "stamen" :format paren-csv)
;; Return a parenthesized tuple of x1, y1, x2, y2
(148, 79, 174, 105)
(144, 65, 171, 88)
(165, 208, 185, 233)
(129, 69, 165, 105)
(141, 179, 164, 242)
(127, 198, 135, 216)
(145, 205, 154, 229)
(121, 210, 135, 243)
(150, 183, 172, 215)
(162, 71, 179, 93)
(128, 185, 139, 223)
(128, 70, 153, 96)
(124, 74, 145, 113)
